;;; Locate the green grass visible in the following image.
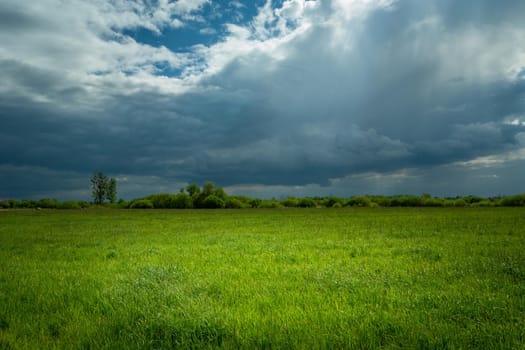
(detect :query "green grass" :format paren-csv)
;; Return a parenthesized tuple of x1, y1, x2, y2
(0, 208, 524, 349)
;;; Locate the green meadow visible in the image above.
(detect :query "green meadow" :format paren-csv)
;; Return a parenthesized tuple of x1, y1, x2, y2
(0, 208, 524, 349)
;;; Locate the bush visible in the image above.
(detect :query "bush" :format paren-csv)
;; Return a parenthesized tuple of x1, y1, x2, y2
(297, 198, 316, 208)
(15, 200, 37, 209)
(259, 200, 283, 208)
(202, 195, 225, 209)
(233, 196, 252, 206)
(249, 199, 262, 208)
(58, 201, 81, 209)
(471, 200, 495, 207)
(389, 196, 425, 207)
(454, 199, 468, 207)
(148, 193, 174, 209)
(115, 199, 127, 208)
(37, 198, 59, 209)
(130, 199, 154, 209)
(281, 197, 299, 207)
(346, 196, 372, 207)
(500, 194, 525, 207)
(463, 195, 484, 204)
(366, 196, 390, 207)
(169, 193, 194, 209)
(78, 201, 90, 208)
(225, 198, 244, 209)
(323, 197, 343, 208)
(423, 198, 444, 207)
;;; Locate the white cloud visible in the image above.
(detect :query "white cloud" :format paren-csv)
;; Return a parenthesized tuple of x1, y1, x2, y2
(3, 0, 524, 103)
(332, 0, 395, 20)
(454, 146, 525, 170)
(230, 1, 245, 10)
(225, 24, 252, 39)
(435, 24, 525, 82)
(199, 27, 217, 35)
(0, 0, 213, 106)
(171, 18, 185, 28)
(225, 183, 325, 199)
(503, 115, 525, 126)
(171, 0, 210, 16)
(400, 12, 525, 83)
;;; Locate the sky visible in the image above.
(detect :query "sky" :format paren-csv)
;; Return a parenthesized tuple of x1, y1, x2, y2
(1, 0, 525, 200)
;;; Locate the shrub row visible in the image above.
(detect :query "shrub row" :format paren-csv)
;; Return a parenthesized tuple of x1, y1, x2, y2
(122, 193, 525, 209)
(0, 198, 91, 209)
(2, 189, 525, 210)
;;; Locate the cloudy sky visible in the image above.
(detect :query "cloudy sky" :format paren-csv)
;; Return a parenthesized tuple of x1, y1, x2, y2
(1, 0, 525, 200)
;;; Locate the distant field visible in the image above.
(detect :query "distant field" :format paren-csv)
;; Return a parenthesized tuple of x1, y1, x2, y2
(0, 208, 524, 349)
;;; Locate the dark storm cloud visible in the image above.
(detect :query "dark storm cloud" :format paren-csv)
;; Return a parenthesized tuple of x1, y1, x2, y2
(178, 0, 525, 186)
(1, 0, 525, 199)
(0, 165, 88, 199)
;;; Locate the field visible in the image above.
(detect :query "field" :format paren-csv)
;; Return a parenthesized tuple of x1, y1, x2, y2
(0, 208, 524, 349)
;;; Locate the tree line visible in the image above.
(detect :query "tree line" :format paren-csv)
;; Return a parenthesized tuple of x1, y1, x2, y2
(1, 171, 525, 209)
(2, 182, 525, 209)
(123, 191, 524, 209)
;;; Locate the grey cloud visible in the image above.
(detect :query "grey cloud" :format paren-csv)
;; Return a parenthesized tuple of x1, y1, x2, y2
(0, 6, 48, 32)
(182, 0, 525, 185)
(433, 0, 525, 27)
(1, 0, 525, 199)
(0, 165, 89, 199)
(411, 122, 525, 166)
(1, 60, 75, 99)
(226, 156, 525, 199)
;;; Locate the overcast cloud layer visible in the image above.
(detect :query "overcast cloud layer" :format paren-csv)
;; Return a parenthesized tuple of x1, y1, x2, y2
(1, 0, 525, 200)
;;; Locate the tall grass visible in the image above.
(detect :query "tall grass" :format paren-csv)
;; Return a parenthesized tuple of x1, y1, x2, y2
(0, 208, 524, 349)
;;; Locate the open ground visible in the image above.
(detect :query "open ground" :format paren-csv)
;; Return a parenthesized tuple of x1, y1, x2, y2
(0, 208, 524, 349)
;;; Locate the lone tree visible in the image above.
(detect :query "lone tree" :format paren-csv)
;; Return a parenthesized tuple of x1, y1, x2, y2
(106, 177, 117, 204)
(91, 172, 117, 205)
